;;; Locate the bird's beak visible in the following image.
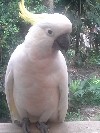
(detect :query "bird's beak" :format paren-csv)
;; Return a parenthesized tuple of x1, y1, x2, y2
(52, 33, 70, 52)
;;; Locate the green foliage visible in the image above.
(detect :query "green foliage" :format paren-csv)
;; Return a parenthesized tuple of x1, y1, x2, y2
(57, 0, 100, 64)
(0, 92, 10, 122)
(0, 1, 22, 64)
(66, 49, 100, 67)
(69, 76, 100, 109)
(25, 0, 47, 13)
(88, 51, 100, 65)
(66, 49, 75, 58)
(66, 110, 84, 121)
(0, 0, 47, 65)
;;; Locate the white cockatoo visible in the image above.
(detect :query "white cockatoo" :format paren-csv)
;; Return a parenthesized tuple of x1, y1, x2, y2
(5, 0, 72, 133)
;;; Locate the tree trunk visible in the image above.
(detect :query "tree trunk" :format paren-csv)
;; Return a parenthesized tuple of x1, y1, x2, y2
(75, 26, 81, 56)
(75, 0, 82, 56)
(74, 0, 82, 66)
(43, 0, 54, 13)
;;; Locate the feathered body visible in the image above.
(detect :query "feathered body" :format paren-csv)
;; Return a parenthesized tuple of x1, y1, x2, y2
(5, 0, 72, 125)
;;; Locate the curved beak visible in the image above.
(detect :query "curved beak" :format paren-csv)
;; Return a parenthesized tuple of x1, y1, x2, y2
(53, 33, 70, 52)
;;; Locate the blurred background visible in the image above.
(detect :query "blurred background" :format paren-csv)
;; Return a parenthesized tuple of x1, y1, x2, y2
(0, 0, 100, 122)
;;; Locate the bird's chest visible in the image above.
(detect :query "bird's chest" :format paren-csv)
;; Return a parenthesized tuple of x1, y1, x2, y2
(14, 58, 60, 100)
(13, 56, 60, 116)
(14, 64, 59, 114)
(18, 58, 58, 85)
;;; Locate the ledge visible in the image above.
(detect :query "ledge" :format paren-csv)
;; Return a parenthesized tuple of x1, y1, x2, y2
(0, 121, 100, 133)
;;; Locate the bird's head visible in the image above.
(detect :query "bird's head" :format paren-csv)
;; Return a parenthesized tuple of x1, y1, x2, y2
(19, 0, 72, 54)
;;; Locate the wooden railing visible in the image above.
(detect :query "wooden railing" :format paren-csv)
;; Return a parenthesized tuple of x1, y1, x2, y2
(0, 121, 100, 133)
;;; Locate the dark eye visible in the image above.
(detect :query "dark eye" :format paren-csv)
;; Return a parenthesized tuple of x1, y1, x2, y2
(48, 30, 53, 34)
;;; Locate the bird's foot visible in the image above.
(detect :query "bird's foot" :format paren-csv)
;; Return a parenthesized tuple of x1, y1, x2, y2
(14, 120, 22, 127)
(36, 122, 49, 133)
(14, 118, 31, 133)
(22, 118, 31, 133)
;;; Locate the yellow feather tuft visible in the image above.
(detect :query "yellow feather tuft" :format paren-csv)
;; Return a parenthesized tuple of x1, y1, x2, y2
(19, 0, 46, 25)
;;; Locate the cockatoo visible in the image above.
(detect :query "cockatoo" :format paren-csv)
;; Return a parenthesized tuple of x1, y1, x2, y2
(5, 0, 72, 133)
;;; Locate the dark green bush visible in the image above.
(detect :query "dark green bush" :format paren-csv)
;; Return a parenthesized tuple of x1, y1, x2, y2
(0, 91, 10, 122)
(0, 0, 47, 66)
(69, 76, 100, 110)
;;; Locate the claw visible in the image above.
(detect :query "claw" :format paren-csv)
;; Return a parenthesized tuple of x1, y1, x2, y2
(36, 122, 49, 133)
(22, 118, 31, 133)
(14, 120, 22, 127)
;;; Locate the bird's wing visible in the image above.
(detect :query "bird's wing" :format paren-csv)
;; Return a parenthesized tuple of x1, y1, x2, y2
(58, 70, 69, 122)
(5, 63, 20, 122)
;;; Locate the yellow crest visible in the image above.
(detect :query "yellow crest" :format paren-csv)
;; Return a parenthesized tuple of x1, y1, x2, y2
(19, 0, 46, 25)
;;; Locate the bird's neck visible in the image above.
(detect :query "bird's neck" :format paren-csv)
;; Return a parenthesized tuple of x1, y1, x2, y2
(25, 42, 58, 61)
